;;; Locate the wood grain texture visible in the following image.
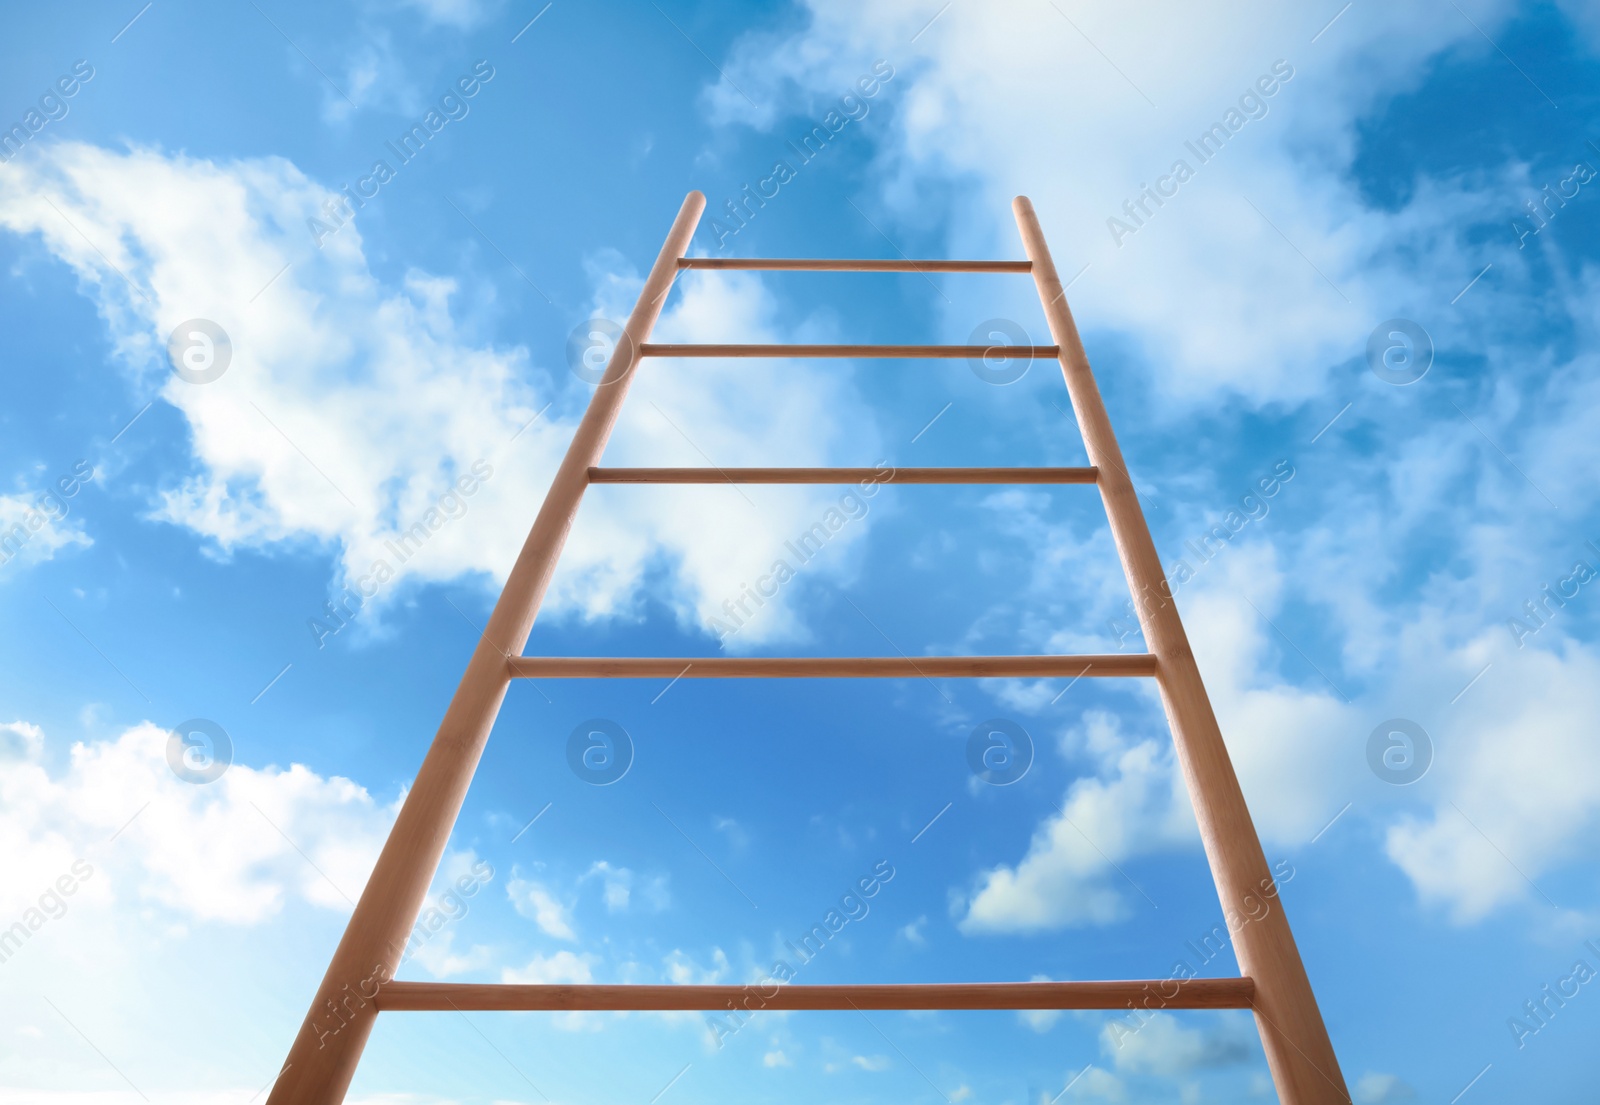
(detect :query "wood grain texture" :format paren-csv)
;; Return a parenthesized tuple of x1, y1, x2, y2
(507, 655, 1156, 679)
(587, 466, 1099, 484)
(1014, 195, 1349, 1105)
(639, 343, 1057, 359)
(265, 192, 709, 1105)
(678, 258, 1032, 272)
(375, 978, 1255, 1012)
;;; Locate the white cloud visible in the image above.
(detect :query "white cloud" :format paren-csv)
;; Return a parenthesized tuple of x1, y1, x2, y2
(0, 720, 44, 760)
(762, 1050, 791, 1068)
(1098, 1011, 1252, 1076)
(1353, 1071, 1417, 1104)
(1384, 636, 1600, 921)
(0, 142, 879, 651)
(707, 0, 1526, 407)
(959, 711, 1193, 932)
(582, 860, 633, 911)
(850, 1055, 891, 1072)
(954, 528, 1384, 935)
(0, 492, 91, 574)
(1181, 544, 1363, 844)
(406, 928, 493, 977)
(579, 860, 667, 913)
(506, 876, 576, 940)
(663, 946, 730, 985)
(0, 719, 398, 925)
(501, 949, 594, 985)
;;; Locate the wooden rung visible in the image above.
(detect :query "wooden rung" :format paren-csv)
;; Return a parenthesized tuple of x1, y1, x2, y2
(587, 466, 1099, 485)
(639, 343, 1058, 359)
(373, 978, 1254, 1012)
(507, 654, 1156, 678)
(678, 258, 1032, 273)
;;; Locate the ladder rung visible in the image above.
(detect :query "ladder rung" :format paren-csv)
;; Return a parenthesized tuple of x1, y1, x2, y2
(587, 466, 1098, 485)
(678, 258, 1032, 273)
(508, 655, 1156, 678)
(639, 343, 1058, 359)
(374, 978, 1254, 1012)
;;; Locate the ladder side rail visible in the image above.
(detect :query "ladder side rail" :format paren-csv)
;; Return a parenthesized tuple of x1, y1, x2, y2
(266, 190, 707, 1105)
(1012, 196, 1349, 1105)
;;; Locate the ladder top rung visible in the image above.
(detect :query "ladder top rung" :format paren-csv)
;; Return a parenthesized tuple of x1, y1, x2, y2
(509, 654, 1155, 679)
(587, 466, 1098, 485)
(678, 258, 1033, 273)
(640, 343, 1058, 359)
(374, 978, 1252, 1012)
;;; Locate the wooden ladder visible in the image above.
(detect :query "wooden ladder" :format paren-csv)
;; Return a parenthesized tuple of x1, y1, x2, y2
(266, 192, 1350, 1105)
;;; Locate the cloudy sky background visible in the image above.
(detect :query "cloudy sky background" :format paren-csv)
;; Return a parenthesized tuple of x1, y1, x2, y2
(2, 0, 1599, 1102)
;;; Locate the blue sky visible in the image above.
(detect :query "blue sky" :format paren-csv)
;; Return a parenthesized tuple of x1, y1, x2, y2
(2, 0, 1599, 1102)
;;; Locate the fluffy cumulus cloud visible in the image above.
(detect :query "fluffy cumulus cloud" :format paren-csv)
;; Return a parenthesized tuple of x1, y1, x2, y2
(0, 141, 878, 649)
(0, 718, 491, 1100)
(958, 522, 1600, 929)
(959, 710, 1194, 932)
(502, 948, 594, 985)
(1099, 1011, 1254, 1077)
(1384, 637, 1600, 921)
(958, 544, 1361, 933)
(705, 0, 1534, 405)
(0, 718, 398, 926)
(1179, 544, 1362, 844)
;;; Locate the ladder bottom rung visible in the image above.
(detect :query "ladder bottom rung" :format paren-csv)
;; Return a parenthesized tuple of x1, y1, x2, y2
(373, 978, 1254, 1012)
(588, 466, 1098, 485)
(639, 343, 1058, 359)
(507, 655, 1156, 679)
(678, 258, 1033, 273)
